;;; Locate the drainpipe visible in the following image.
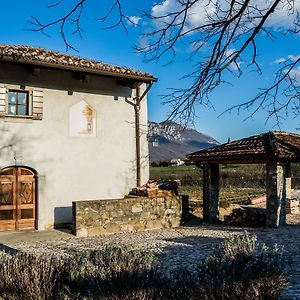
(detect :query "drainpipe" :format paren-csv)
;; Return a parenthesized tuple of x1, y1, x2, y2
(134, 81, 154, 187)
(135, 86, 141, 188)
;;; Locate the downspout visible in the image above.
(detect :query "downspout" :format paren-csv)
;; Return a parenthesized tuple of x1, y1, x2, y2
(134, 81, 154, 187)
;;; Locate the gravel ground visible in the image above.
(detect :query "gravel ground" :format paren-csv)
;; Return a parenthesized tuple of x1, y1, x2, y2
(1, 215, 300, 299)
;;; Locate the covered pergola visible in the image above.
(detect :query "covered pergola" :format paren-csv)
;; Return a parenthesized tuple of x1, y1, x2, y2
(187, 131, 300, 228)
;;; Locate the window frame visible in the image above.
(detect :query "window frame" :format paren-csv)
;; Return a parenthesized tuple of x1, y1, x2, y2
(7, 90, 30, 117)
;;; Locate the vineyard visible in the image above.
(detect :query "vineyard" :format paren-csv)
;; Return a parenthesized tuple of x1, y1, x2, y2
(150, 163, 300, 208)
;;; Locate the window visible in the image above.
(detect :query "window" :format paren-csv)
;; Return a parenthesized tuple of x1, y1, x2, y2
(7, 90, 29, 116)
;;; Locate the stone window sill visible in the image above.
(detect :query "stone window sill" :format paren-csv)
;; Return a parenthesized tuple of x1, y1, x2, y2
(4, 115, 33, 123)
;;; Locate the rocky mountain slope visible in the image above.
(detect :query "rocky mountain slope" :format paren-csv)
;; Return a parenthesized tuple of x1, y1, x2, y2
(148, 121, 219, 162)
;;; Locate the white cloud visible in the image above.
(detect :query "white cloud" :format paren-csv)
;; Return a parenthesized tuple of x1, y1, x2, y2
(275, 58, 286, 64)
(275, 54, 300, 84)
(264, 0, 300, 28)
(151, 0, 217, 31)
(289, 66, 300, 85)
(225, 48, 235, 57)
(275, 54, 300, 64)
(148, 0, 300, 63)
(128, 16, 141, 26)
(288, 55, 300, 62)
(150, 0, 300, 31)
(224, 48, 242, 71)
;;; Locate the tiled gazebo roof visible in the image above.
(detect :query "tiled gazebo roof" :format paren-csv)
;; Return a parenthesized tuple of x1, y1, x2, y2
(187, 131, 300, 164)
(0, 44, 157, 82)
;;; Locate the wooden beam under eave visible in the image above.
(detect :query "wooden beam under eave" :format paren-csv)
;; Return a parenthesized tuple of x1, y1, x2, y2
(116, 79, 140, 89)
(72, 72, 90, 83)
(26, 66, 41, 76)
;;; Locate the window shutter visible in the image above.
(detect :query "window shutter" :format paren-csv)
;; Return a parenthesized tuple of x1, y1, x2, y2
(0, 87, 6, 117)
(32, 90, 43, 120)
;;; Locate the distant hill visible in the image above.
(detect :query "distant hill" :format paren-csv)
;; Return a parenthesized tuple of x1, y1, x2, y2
(148, 121, 219, 162)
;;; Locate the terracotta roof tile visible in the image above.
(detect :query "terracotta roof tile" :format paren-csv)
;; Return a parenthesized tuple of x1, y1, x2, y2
(0, 44, 156, 82)
(187, 131, 300, 163)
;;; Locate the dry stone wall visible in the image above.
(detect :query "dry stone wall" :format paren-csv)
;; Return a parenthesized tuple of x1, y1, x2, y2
(72, 196, 183, 237)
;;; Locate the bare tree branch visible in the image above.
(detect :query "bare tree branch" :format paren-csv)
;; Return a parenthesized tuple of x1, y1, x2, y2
(28, 0, 300, 128)
(28, 0, 87, 51)
(96, 0, 134, 33)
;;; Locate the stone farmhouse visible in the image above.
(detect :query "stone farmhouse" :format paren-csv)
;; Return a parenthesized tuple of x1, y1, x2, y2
(0, 44, 156, 231)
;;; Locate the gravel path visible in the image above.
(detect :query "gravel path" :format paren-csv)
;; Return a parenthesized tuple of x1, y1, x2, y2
(1, 216, 300, 299)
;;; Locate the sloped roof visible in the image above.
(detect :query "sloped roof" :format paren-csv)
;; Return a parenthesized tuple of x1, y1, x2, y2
(187, 131, 300, 163)
(0, 44, 156, 82)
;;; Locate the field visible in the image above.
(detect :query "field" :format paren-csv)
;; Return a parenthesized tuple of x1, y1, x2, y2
(150, 163, 300, 207)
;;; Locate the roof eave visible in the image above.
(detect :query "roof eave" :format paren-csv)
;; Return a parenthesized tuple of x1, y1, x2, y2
(1, 56, 158, 83)
(187, 154, 300, 164)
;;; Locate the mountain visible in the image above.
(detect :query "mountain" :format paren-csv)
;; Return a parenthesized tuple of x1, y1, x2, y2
(148, 121, 220, 162)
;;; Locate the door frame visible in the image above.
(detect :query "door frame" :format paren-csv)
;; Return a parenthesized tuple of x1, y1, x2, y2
(0, 165, 38, 231)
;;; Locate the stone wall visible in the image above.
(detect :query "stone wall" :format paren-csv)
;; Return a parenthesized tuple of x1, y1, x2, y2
(72, 196, 183, 237)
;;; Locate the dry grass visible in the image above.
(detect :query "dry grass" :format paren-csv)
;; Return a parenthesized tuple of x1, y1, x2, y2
(0, 253, 63, 300)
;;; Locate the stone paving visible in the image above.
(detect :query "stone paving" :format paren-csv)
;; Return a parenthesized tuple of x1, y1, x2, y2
(0, 216, 300, 299)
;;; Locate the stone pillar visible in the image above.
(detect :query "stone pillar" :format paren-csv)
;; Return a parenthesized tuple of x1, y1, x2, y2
(203, 163, 220, 222)
(285, 163, 292, 200)
(266, 162, 291, 227)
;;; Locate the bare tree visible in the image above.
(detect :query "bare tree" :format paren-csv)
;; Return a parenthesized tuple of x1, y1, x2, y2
(29, 0, 300, 127)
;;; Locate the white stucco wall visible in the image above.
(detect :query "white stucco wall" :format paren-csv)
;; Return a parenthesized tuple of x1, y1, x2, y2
(0, 63, 150, 229)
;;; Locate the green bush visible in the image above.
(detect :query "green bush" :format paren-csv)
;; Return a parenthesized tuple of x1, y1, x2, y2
(220, 198, 231, 209)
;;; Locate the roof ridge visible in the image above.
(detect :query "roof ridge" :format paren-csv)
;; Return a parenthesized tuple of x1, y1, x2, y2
(266, 131, 279, 157)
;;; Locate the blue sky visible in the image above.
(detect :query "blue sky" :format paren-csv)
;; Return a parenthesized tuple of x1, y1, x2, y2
(0, 0, 299, 143)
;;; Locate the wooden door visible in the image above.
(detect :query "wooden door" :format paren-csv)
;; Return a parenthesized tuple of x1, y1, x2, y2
(0, 167, 36, 231)
(0, 168, 16, 231)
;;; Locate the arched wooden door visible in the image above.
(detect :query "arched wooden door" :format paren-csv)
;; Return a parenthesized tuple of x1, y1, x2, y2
(0, 167, 36, 231)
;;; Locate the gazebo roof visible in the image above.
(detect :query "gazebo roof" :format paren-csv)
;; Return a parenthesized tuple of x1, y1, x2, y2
(187, 131, 300, 164)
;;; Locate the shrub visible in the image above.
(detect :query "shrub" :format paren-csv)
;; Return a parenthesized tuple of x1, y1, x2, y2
(63, 245, 160, 299)
(196, 232, 287, 300)
(0, 233, 288, 300)
(0, 252, 63, 300)
(220, 198, 231, 209)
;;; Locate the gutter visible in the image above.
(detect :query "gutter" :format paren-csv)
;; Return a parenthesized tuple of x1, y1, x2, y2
(126, 81, 154, 187)
(135, 81, 154, 187)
